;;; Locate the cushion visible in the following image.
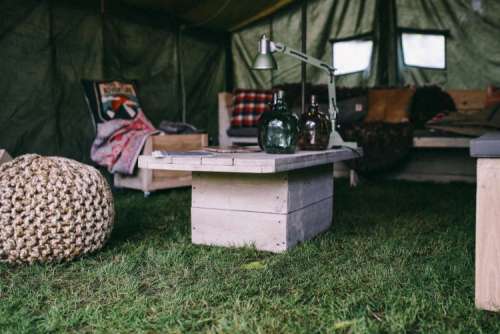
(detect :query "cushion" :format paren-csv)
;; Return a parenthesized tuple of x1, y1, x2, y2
(231, 89, 273, 127)
(227, 127, 258, 137)
(365, 88, 415, 123)
(0, 154, 114, 264)
(337, 95, 368, 125)
(82, 80, 143, 126)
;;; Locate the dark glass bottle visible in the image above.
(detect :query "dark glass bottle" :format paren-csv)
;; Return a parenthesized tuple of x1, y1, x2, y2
(257, 90, 298, 154)
(298, 95, 332, 150)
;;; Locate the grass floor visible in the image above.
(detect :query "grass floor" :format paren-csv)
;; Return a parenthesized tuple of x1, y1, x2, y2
(1, 180, 499, 333)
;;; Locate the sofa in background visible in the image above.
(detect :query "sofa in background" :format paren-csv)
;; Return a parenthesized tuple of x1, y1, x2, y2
(219, 85, 493, 183)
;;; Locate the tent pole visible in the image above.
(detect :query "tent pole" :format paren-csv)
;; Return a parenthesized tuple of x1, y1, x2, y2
(301, 0, 307, 114)
(177, 26, 187, 123)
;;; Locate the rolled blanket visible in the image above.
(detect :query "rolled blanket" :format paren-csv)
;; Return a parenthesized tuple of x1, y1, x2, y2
(91, 111, 158, 175)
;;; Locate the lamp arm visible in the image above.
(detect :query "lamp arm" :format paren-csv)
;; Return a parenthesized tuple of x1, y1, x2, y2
(271, 41, 339, 132)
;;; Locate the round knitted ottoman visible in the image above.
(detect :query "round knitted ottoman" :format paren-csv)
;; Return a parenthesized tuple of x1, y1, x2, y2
(0, 154, 114, 264)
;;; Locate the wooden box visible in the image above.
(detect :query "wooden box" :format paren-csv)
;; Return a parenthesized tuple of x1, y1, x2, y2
(191, 164, 334, 253)
(114, 133, 208, 194)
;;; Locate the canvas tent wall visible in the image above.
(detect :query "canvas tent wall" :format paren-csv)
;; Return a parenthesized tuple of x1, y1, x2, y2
(1, 0, 500, 162)
(0, 0, 228, 163)
(231, 0, 500, 90)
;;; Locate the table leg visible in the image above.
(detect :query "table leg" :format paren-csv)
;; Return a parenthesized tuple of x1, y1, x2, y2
(476, 159, 500, 311)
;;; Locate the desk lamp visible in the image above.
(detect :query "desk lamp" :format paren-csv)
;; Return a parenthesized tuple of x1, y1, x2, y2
(252, 34, 356, 148)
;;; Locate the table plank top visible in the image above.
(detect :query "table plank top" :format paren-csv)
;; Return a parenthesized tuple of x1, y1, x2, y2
(138, 148, 361, 174)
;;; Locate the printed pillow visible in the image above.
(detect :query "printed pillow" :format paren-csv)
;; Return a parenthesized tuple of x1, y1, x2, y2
(365, 88, 415, 123)
(231, 89, 274, 127)
(82, 80, 143, 126)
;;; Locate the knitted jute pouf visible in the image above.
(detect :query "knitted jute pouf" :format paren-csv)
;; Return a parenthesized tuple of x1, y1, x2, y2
(0, 154, 114, 264)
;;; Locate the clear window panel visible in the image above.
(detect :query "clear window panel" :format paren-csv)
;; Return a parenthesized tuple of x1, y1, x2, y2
(402, 33, 446, 69)
(333, 39, 373, 75)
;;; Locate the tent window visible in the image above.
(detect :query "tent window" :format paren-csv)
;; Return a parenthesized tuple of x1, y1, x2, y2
(401, 32, 446, 69)
(332, 39, 373, 75)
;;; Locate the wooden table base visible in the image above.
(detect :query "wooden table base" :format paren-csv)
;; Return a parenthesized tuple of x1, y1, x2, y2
(190, 164, 334, 253)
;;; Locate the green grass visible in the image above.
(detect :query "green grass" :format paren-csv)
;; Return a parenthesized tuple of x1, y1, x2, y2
(1, 180, 499, 333)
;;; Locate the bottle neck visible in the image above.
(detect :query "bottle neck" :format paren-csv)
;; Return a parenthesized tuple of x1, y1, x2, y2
(273, 98, 287, 112)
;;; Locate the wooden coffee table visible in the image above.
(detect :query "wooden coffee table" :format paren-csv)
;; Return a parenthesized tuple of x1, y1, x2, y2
(139, 148, 360, 253)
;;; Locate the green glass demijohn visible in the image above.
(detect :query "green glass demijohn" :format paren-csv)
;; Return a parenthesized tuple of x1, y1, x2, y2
(258, 90, 299, 154)
(298, 94, 332, 150)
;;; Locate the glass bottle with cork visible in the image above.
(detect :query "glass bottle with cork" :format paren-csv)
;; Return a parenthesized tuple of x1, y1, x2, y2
(298, 94, 332, 150)
(257, 90, 298, 154)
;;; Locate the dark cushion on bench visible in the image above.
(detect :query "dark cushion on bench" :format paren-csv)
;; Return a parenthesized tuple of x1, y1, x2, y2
(227, 127, 258, 137)
(470, 132, 500, 157)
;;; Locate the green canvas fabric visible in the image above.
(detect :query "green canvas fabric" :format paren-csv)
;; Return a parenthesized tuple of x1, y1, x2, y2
(232, 0, 500, 90)
(396, 0, 500, 89)
(52, 1, 104, 162)
(179, 31, 227, 137)
(0, 0, 226, 162)
(231, 0, 377, 89)
(103, 2, 181, 128)
(0, 0, 57, 157)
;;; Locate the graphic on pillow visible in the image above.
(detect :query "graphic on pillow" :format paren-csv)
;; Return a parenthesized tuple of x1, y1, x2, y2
(98, 81, 140, 121)
(82, 80, 143, 125)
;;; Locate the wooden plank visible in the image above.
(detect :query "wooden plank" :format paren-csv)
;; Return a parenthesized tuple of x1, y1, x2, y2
(152, 133, 208, 151)
(191, 197, 333, 253)
(191, 207, 287, 253)
(191, 172, 289, 214)
(114, 133, 207, 192)
(0, 150, 12, 165)
(139, 148, 361, 174)
(448, 90, 486, 114)
(286, 197, 333, 249)
(287, 164, 333, 212)
(388, 173, 476, 184)
(413, 137, 471, 148)
(385, 148, 476, 183)
(476, 159, 500, 311)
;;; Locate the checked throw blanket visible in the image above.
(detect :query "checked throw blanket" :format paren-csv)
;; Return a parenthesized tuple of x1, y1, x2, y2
(231, 89, 273, 127)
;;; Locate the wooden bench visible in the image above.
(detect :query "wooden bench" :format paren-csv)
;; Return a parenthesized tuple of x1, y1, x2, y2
(389, 90, 486, 183)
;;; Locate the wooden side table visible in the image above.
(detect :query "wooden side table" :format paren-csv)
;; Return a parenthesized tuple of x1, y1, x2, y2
(471, 133, 500, 311)
(139, 148, 360, 252)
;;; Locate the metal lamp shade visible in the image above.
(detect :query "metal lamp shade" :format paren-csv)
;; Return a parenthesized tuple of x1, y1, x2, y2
(253, 53, 277, 70)
(252, 34, 277, 70)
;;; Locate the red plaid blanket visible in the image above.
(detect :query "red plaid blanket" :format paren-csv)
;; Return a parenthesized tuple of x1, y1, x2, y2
(231, 89, 273, 127)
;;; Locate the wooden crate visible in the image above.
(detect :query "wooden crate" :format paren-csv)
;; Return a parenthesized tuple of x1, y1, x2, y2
(114, 133, 208, 194)
(191, 164, 334, 253)
(0, 149, 12, 165)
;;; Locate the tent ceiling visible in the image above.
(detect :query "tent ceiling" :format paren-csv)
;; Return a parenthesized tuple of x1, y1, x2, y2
(120, 0, 295, 31)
